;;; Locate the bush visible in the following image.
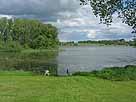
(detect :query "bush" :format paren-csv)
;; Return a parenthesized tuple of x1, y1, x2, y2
(73, 65, 136, 81)
(5, 41, 22, 52)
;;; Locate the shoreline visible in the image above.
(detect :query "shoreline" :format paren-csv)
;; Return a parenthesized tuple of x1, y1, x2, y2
(0, 65, 136, 79)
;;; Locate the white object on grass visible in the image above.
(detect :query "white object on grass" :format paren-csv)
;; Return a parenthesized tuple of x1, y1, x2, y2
(44, 70, 50, 76)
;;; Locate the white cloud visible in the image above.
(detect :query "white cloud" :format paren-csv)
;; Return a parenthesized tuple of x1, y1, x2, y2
(57, 5, 132, 41)
(0, 14, 12, 19)
(86, 30, 97, 39)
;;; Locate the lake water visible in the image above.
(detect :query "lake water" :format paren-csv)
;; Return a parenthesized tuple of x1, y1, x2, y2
(0, 50, 58, 75)
(57, 46, 136, 75)
(0, 46, 136, 75)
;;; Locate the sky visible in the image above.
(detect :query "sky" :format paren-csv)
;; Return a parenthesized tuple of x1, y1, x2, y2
(0, 0, 134, 41)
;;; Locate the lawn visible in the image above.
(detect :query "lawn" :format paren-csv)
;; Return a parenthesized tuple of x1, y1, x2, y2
(0, 72, 136, 102)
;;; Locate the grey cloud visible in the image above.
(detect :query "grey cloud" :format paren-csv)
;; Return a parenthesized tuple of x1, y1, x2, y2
(0, 0, 80, 21)
(0, 1, 133, 41)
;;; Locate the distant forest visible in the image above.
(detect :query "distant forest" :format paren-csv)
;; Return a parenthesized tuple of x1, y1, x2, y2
(60, 39, 136, 46)
(0, 18, 59, 50)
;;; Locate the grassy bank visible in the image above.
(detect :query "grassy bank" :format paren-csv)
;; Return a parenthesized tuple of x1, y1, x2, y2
(0, 72, 136, 102)
(0, 71, 34, 76)
(73, 65, 136, 81)
(0, 65, 136, 102)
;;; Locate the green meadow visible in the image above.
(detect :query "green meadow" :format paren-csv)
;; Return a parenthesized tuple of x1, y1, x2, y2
(0, 71, 136, 102)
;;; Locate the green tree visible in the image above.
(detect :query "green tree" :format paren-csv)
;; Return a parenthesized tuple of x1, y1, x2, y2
(80, 0, 136, 34)
(0, 18, 59, 49)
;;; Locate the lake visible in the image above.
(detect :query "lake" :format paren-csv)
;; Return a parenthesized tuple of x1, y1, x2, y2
(0, 50, 58, 75)
(57, 46, 136, 75)
(0, 46, 136, 75)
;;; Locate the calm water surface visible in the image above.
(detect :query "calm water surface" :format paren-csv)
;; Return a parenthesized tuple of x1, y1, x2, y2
(0, 46, 136, 75)
(0, 50, 58, 75)
(57, 46, 136, 75)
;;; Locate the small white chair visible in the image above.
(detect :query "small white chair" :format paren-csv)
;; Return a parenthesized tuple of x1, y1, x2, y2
(44, 70, 50, 76)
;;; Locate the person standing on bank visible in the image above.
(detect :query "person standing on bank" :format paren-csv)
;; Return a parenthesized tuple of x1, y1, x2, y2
(66, 68, 70, 76)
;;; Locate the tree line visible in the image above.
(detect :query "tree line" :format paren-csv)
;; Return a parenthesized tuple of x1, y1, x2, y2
(78, 39, 136, 46)
(60, 39, 136, 46)
(0, 18, 59, 50)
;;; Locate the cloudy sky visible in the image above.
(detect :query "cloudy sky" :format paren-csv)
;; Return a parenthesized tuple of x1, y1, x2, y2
(0, 0, 134, 41)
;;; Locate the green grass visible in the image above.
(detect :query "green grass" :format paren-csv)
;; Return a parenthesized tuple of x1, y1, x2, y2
(0, 71, 136, 102)
(0, 71, 34, 76)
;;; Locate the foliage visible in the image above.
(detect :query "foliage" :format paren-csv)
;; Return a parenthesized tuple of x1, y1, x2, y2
(60, 41, 78, 46)
(80, 0, 136, 34)
(73, 65, 136, 81)
(78, 39, 130, 45)
(0, 71, 34, 76)
(0, 50, 58, 75)
(133, 38, 136, 46)
(60, 39, 135, 46)
(0, 18, 59, 49)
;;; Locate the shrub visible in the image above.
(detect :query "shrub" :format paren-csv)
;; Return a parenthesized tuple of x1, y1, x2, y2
(73, 65, 136, 81)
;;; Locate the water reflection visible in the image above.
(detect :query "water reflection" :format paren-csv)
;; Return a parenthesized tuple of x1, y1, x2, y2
(57, 46, 136, 75)
(0, 50, 58, 75)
